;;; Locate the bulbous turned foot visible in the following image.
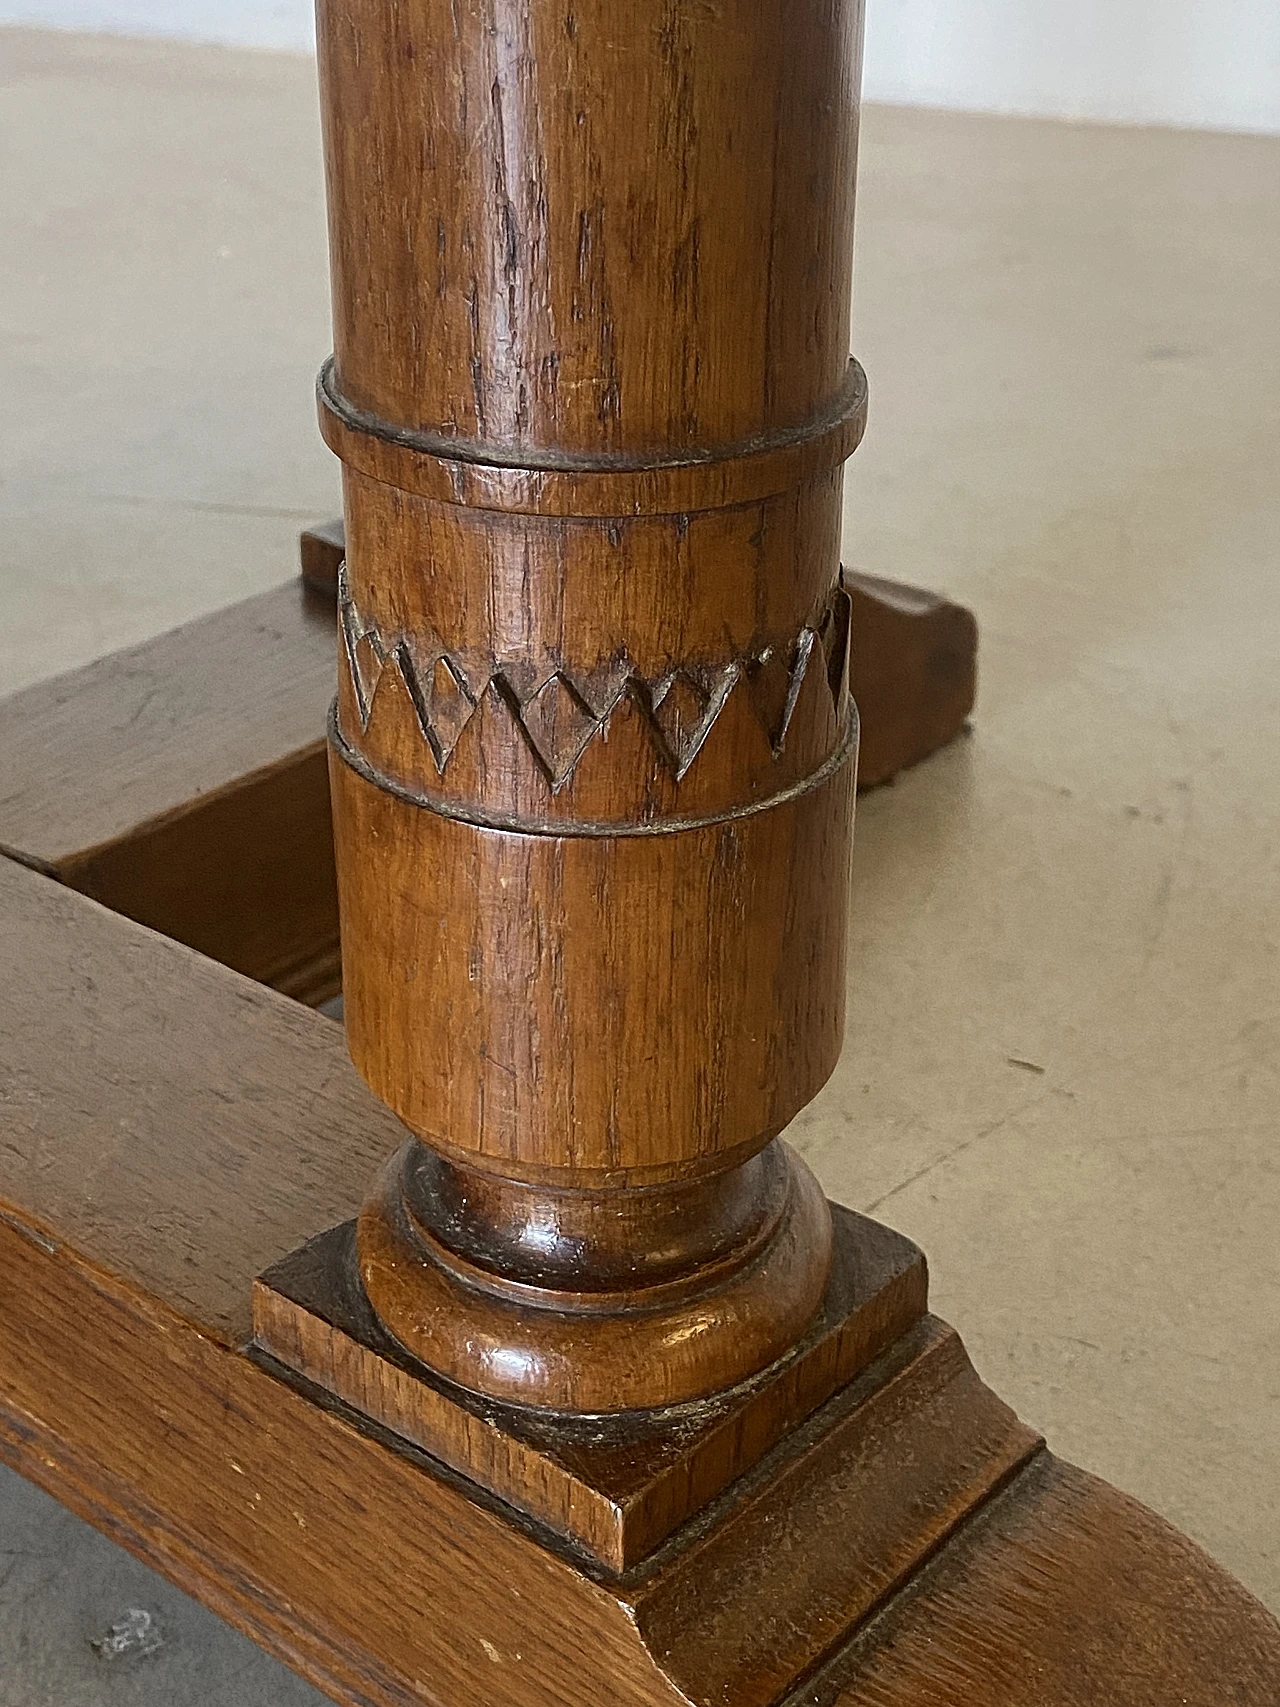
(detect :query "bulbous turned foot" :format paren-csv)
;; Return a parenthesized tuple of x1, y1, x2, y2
(355, 1137, 834, 1412)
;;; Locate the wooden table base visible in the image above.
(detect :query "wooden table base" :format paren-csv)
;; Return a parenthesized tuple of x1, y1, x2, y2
(254, 1202, 929, 1571)
(1, 607, 1278, 1707)
(2, 0, 1273, 1683)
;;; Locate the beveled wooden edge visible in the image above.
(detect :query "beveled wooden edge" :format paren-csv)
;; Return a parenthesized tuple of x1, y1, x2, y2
(0, 1204, 666, 1707)
(0, 580, 341, 1003)
(319, 355, 869, 517)
(0, 1170, 1040, 1707)
(1, 841, 1277, 1706)
(0, 854, 1040, 1707)
(805, 1453, 1280, 1706)
(253, 1201, 927, 1570)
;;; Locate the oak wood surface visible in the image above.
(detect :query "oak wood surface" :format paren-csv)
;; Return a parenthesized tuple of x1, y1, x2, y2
(317, 0, 860, 457)
(0, 853, 393, 1347)
(4, 0, 1265, 1694)
(254, 1203, 928, 1569)
(0, 853, 1024, 1703)
(0, 581, 330, 871)
(0, 580, 340, 1001)
(331, 731, 853, 1184)
(311, 0, 868, 1413)
(0, 547, 972, 1030)
(815, 1456, 1280, 1707)
(2, 854, 1277, 1706)
(0, 0, 1271, 1692)
(845, 570, 978, 788)
(301, 519, 978, 792)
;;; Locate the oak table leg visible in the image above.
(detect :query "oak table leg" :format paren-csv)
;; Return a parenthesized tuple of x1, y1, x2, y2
(243, 0, 1278, 1696)
(262, 0, 909, 1547)
(1, 0, 1277, 1699)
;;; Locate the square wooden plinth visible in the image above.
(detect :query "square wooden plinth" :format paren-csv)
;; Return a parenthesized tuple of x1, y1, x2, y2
(254, 1205, 928, 1571)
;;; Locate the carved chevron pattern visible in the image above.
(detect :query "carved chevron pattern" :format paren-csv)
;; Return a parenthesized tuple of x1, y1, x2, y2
(338, 564, 843, 792)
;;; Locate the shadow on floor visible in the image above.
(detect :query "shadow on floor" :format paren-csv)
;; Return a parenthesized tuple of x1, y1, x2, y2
(0, 1465, 327, 1706)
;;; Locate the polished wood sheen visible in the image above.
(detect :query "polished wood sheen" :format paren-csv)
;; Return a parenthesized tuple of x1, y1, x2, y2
(317, 0, 861, 453)
(3, 0, 1276, 1696)
(2, 858, 1278, 1707)
(0, 548, 974, 1027)
(354, 1137, 835, 1412)
(330, 735, 853, 1182)
(301, 518, 978, 788)
(255, 1205, 928, 1570)
(294, 0, 871, 1414)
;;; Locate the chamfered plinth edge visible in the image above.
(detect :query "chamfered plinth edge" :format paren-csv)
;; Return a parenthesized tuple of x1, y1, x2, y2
(253, 1200, 931, 1571)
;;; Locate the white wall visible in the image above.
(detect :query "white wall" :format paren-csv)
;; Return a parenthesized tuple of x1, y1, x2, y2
(0, 0, 316, 53)
(863, 0, 1280, 134)
(2, 0, 1278, 135)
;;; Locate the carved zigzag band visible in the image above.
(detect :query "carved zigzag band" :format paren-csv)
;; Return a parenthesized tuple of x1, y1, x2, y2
(338, 566, 846, 793)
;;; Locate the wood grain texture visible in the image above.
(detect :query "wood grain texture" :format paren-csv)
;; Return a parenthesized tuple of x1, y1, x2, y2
(302, 520, 978, 793)
(327, 718, 854, 1407)
(845, 571, 977, 788)
(1, 855, 1277, 1706)
(809, 1455, 1280, 1707)
(331, 734, 854, 1180)
(0, 1206, 1030, 1707)
(0, 855, 394, 1347)
(0, 1197, 687, 1707)
(332, 501, 853, 830)
(0, 857, 1019, 1705)
(313, 0, 869, 1411)
(254, 1204, 927, 1568)
(0, 580, 340, 1001)
(318, 359, 868, 517)
(317, 0, 862, 454)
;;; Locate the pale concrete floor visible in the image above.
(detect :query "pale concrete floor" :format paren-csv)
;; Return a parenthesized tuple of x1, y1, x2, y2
(1, 22, 1278, 1701)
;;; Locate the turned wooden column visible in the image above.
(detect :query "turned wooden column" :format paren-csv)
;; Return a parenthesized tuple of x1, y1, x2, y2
(315, 0, 867, 1415)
